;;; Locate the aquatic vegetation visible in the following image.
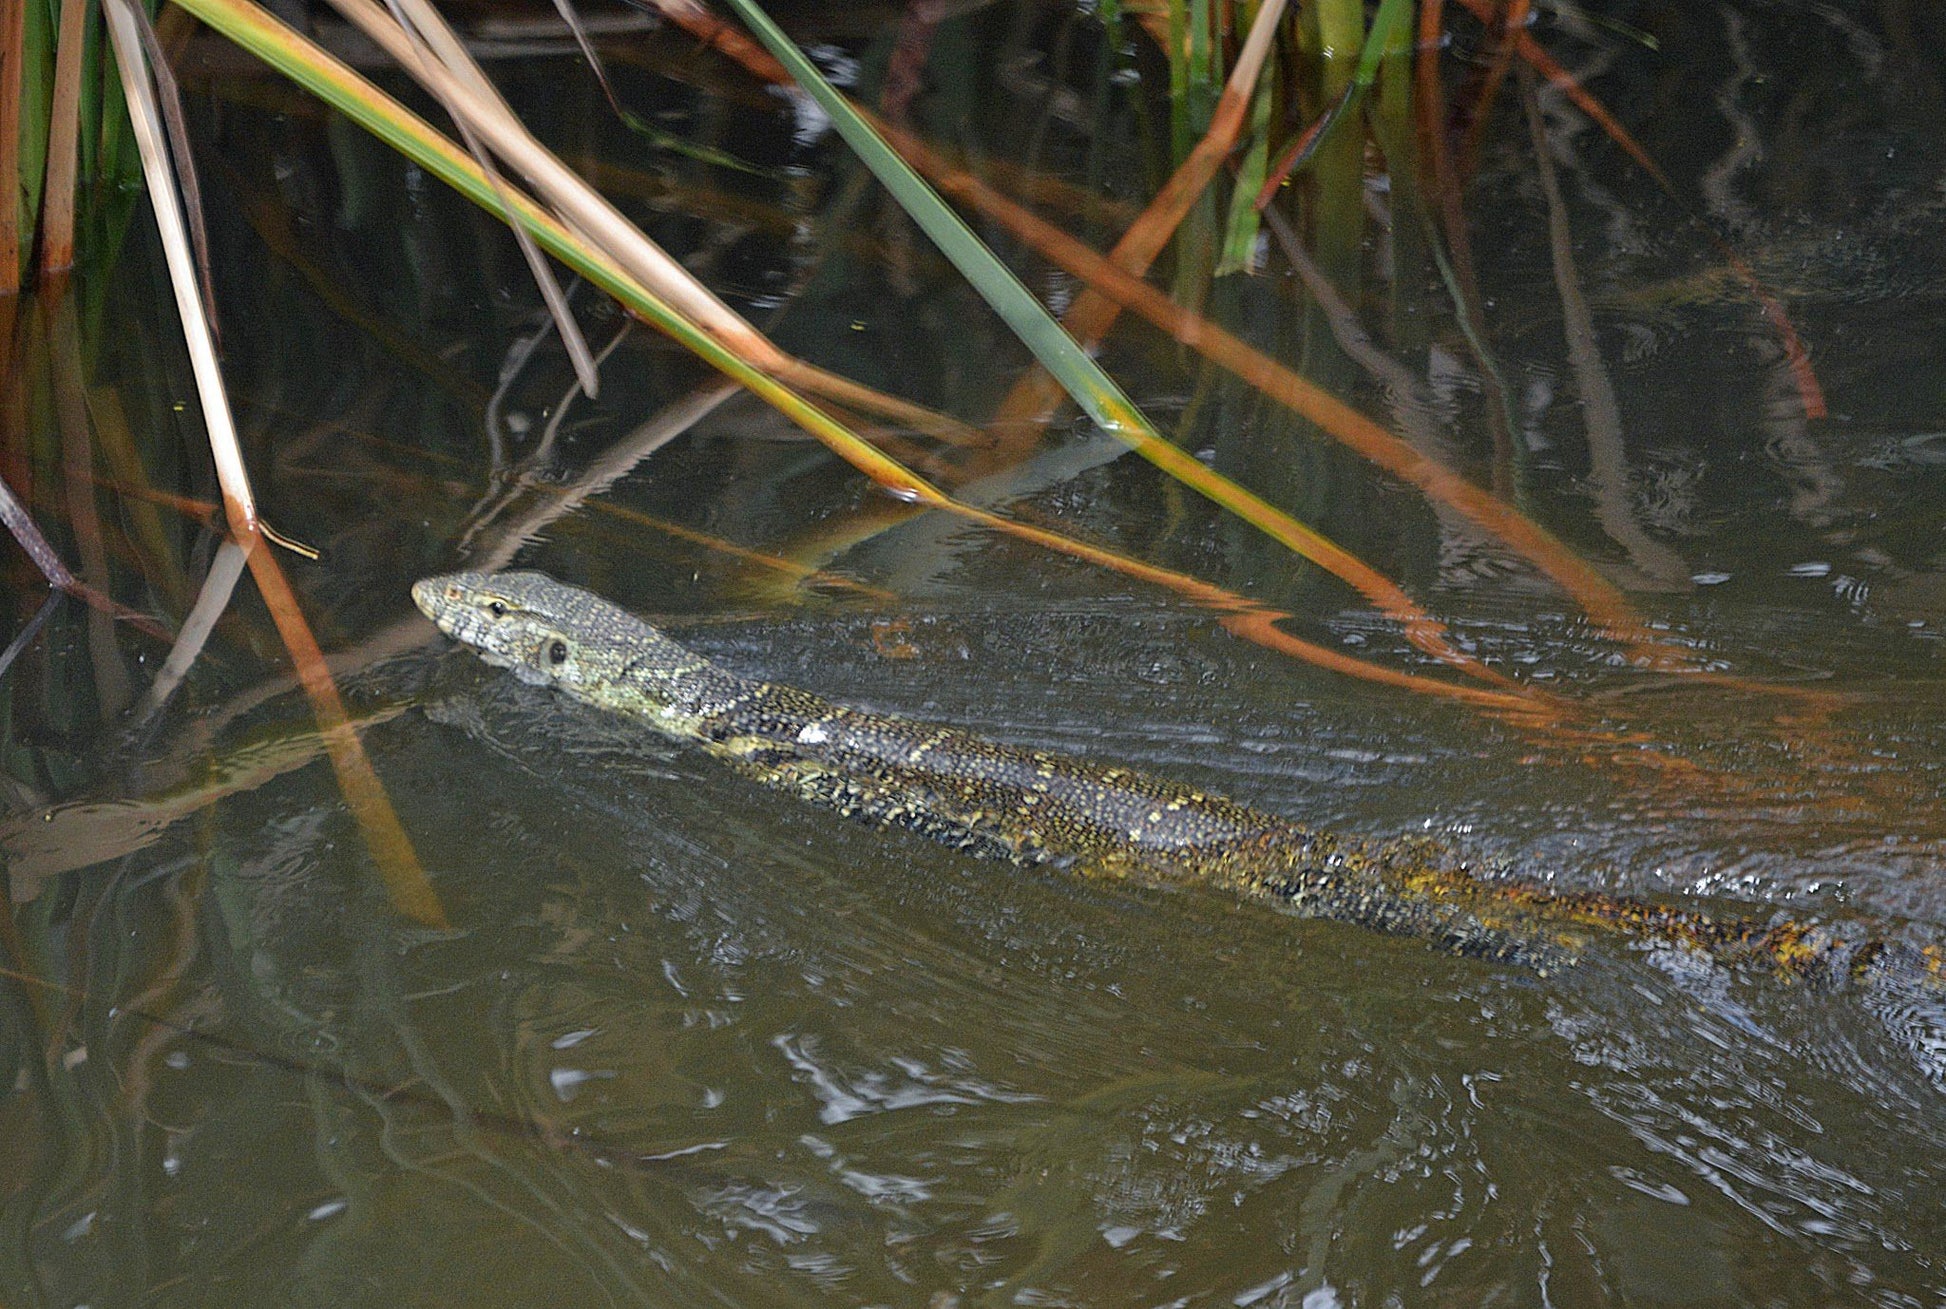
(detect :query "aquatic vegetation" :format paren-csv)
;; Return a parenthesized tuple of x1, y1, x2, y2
(4, 1, 1946, 1303)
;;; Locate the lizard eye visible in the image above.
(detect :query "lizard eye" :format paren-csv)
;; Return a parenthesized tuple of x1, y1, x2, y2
(487, 600, 508, 618)
(548, 639, 569, 665)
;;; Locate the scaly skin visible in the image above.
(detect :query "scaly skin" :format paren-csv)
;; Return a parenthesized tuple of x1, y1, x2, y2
(414, 570, 1940, 982)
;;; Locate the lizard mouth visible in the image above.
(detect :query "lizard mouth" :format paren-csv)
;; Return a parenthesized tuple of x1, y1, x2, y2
(410, 578, 489, 652)
(409, 578, 438, 617)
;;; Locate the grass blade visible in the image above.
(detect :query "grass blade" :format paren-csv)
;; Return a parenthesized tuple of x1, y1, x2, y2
(991, 0, 1288, 437)
(103, 0, 255, 533)
(1253, 0, 1411, 209)
(716, 0, 1505, 684)
(324, 0, 782, 367)
(717, 0, 1145, 430)
(166, 0, 1532, 703)
(878, 126, 1684, 667)
(1213, 54, 1272, 275)
(374, 0, 600, 397)
(129, 5, 223, 350)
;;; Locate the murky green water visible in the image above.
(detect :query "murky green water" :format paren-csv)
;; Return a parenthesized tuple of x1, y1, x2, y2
(5, 3, 1945, 1304)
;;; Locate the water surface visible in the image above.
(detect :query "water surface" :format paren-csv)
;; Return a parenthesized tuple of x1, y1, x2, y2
(3, 2, 1944, 1304)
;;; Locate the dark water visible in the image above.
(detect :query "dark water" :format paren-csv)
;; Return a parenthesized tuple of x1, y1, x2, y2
(4, 2, 1945, 1304)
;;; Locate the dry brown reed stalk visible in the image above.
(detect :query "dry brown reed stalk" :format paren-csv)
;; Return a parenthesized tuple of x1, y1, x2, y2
(317, 0, 1504, 688)
(326, 0, 783, 366)
(228, 0, 979, 453)
(653, 0, 1528, 689)
(105, 0, 447, 926)
(877, 127, 1668, 659)
(37, 0, 92, 276)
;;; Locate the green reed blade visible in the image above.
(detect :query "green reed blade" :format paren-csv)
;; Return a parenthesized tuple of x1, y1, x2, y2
(1216, 54, 1274, 276)
(719, 0, 1159, 446)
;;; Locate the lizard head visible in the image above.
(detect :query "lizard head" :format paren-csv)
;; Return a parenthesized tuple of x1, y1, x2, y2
(413, 570, 643, 697)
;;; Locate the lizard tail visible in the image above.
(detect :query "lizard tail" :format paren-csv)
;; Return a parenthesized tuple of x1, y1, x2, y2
(1479, 880, 1946, 1088)
(1841, 940, 1946, 1090)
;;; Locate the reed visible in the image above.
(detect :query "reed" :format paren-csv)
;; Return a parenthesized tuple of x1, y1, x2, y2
(1, 0, 1847, 805)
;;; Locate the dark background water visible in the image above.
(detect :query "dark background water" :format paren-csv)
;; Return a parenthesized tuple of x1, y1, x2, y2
(3, 1, 1944, 1304)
